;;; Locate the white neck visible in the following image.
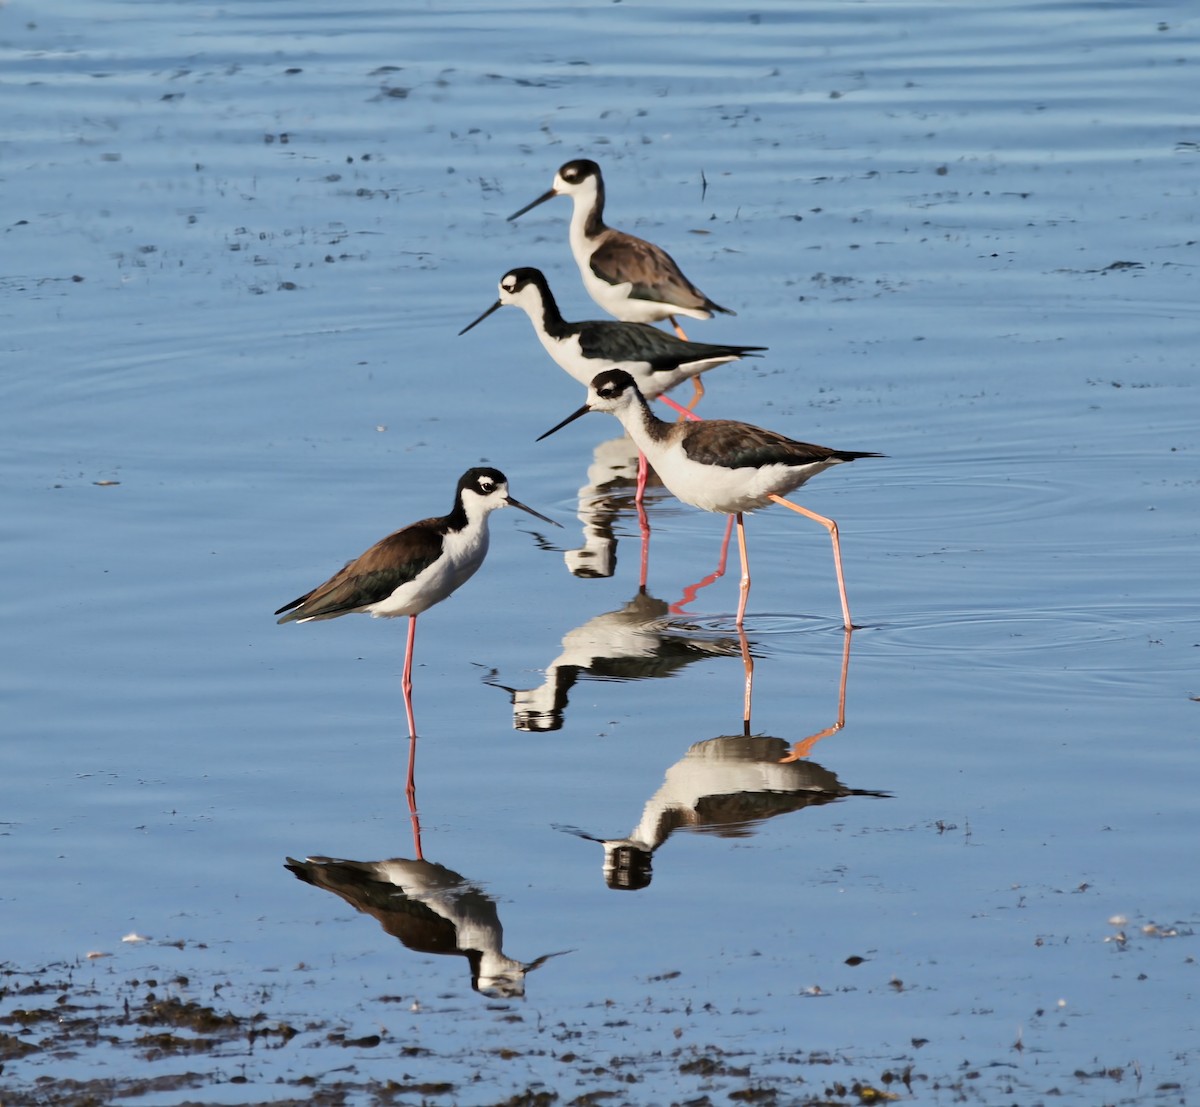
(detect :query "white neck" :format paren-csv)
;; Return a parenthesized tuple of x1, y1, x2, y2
(610, 396, 665, 458)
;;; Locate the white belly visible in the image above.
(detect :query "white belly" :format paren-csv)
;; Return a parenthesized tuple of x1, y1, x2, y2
(578, 268, 672, 323)
(646, 443, 836, 515)
(366, 527, 489, 617)
(536, 330, 593, 384)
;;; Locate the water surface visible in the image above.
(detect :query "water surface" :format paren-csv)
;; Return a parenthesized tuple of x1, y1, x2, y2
(2, 0, 1197, 1103)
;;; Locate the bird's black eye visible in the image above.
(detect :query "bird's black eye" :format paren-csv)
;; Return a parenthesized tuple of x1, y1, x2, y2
(501, 277, 516, 292)
(479, 478, 495, 492)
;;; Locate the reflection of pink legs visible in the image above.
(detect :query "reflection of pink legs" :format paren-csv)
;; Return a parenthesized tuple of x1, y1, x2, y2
(637, 489, 652, 590)
(780, 628, 853, 763)
(404, 734, 424, 860)
(401, 614, 422, 847)
(738, 624, 754, 735)
(400, 615, 424, 859)
(767, 494, 854, 630)
(670, 515, 734, 614)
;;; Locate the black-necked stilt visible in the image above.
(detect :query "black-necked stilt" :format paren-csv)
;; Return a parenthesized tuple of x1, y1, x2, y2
(537, 370, 882, 630)
(507, 159, 734, 340)
(459, 267, 763, 410)
(275, 467, 558, 775)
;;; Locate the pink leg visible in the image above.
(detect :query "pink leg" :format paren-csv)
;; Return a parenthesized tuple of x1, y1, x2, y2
(734, 513, 751, 627)
(669, 315, 689, 341)
(656, 393, 704, 423)
(635, 449, 649, 506)
(780, 628, 853, 763)
(766, 494, 854, 629)
(402, 615, 418, 741)
(670, 515, 734, 614)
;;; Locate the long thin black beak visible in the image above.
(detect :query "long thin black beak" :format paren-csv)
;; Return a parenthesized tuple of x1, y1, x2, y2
(536, 402, 592, 442)
(458, 299, 502, 336)
(507, 496, 561, 527)
(508, 187, 558, 222)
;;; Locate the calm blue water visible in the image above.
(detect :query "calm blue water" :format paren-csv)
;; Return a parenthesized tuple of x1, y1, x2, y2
(2, 0, 1197, 1102)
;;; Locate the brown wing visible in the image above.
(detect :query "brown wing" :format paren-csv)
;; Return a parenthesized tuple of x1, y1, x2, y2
(683, 421, 882, 470)
(591, 233, 729, 314)
(276, 517, 445, 622)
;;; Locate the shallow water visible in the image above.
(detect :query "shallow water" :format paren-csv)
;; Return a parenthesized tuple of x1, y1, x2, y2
(3, 0, 1198, 1103)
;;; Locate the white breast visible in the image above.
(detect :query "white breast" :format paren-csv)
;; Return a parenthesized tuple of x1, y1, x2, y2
(644, 439, 822, 514)
(365, 524, 490, 618)
(535, 330, 591, 383)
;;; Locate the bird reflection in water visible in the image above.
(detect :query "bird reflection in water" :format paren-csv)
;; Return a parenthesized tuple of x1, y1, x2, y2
(285, 854, 564, 998)
(589, 737, 888, 890)
(285, 756, 566, 998)
(564, 433, 660, 583)
(488, 588, 744, 732)
(563, 630, 884, 889)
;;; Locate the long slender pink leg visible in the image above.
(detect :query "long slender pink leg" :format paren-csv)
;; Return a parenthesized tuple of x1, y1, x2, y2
(637, 484, 651, 590)
(781, 627, 853, 763)
(767, 494, 854, 630)
(739, 623, 754, 736)
(402, 615, 418, 741)
(634, 449, 649, 506)
(656, 393, 704, 423)
(670, 514, 734, 614)
(405, 734, 424, 859)
(666, 317, 706, 414)
(734, 513, 751, 627)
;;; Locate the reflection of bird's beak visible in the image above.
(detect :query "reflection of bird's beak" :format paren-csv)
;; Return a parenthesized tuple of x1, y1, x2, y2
(507, 496, 561, 527)
(536, 402, 592, 442)
(524, 949, 573, 974)
(507, 187, 558, 222)
(458, 299, 503, 336)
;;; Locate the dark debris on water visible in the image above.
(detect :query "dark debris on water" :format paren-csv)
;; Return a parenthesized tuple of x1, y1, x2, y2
(0, 960, 1157, 1107)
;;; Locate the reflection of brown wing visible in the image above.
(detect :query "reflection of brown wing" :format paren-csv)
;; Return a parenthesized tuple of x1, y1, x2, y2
(690, 789, 851, 836)
(285, 857, 461, 956)
(682, 737, 888, 835)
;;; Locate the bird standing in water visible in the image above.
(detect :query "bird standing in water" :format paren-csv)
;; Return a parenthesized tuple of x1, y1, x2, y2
(508, 159, 734, 344)
(538, 371, 882, 630)
(276, 467, 558, 792)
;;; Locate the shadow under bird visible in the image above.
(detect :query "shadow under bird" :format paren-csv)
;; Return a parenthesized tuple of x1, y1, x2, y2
(459, 266, 764, 410)
(507, 158, 734, 339)
(537, 370, 883, 629)
(275, 467, 558, 761)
